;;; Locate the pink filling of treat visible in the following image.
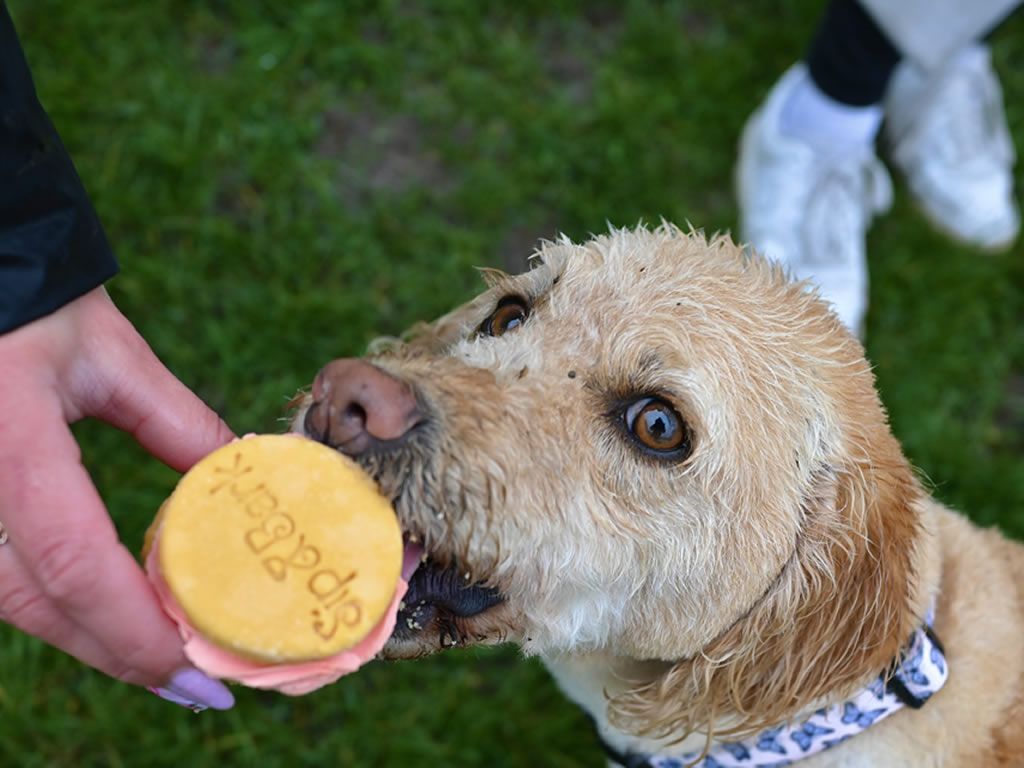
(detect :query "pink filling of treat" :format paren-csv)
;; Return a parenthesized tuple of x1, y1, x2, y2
(146, 539, 422, 695)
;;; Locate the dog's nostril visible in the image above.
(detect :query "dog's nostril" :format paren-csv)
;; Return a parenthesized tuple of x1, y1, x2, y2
(341, 403, 367, 431)
(303, 402, 328, 443)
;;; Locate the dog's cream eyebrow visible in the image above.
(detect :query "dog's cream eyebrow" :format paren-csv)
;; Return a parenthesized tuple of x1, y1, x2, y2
(480, 263, 561, 308)
(478, 267, 511, 289)
(597, 350, 670, 393)
(636, 350, 666, 376)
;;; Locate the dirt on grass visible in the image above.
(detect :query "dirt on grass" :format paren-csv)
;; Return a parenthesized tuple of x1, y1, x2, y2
(315, 98, 455, 211)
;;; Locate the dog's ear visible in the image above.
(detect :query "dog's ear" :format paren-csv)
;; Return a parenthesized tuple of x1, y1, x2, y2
(608, 427, 923, 743)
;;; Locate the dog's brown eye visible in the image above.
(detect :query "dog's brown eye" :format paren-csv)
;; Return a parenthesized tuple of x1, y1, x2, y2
(624, 397, 690, 456)
(480, 297, 529, 337)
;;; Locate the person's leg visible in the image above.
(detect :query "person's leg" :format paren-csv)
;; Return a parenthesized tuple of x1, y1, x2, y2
(738, 0, 1021, 338)
(795, 0, 901, 143)
(737, 0, 898, 336)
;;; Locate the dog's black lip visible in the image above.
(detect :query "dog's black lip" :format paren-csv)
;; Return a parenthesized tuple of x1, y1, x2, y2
(392, 558, 505, 642)
(403, 559, 504, 619)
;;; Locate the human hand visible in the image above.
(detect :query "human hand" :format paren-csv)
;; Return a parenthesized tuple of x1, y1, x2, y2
(0, 287, 235, 709)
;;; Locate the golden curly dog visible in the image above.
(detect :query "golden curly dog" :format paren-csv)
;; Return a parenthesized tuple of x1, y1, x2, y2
(294, 225, 1024, 766)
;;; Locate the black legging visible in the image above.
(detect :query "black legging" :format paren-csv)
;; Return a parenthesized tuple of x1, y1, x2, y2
(805, 0, 903, 106)
(805, 0, 1011, 106)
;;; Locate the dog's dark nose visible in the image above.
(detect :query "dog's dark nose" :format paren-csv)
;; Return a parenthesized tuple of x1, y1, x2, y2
(304, 358, 421, 456)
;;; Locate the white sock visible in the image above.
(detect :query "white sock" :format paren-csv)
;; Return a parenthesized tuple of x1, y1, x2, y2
(779, 67, 884, 153)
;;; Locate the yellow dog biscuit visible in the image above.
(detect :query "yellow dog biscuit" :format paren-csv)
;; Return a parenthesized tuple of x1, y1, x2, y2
(151, 434, 402, 663)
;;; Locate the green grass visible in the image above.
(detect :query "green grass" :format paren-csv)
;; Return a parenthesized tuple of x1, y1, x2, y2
(2, 1, 1022, 765)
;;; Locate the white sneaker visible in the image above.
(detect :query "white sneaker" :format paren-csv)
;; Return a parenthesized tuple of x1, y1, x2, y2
(884, 45, 1020, 251)
(737, 65, 893, 336)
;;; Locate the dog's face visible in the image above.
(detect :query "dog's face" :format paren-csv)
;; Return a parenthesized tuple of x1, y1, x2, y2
(295, 227, 922, 736)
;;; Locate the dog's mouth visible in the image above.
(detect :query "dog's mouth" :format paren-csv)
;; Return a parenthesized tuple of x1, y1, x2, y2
(393, 535, 506, 651)
(290, 394, 510, 656)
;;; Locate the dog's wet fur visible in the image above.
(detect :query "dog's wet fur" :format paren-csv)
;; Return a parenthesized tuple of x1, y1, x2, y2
(294, 226, 1024, 765)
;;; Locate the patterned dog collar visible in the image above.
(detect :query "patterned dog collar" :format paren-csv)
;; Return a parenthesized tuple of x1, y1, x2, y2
(601, 618, 948, 768)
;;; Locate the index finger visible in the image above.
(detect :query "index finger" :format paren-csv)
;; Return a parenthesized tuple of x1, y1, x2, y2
(90, 331, 236, 472)
(71, 304, 235, 472)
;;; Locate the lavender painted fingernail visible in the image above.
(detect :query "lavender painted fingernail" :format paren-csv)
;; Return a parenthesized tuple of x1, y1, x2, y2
(152, 668, 235, 711)
(149, 685, 209, 712)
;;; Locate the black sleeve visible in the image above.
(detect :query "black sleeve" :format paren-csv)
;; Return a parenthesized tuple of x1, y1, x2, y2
(0, 3, 118, 334)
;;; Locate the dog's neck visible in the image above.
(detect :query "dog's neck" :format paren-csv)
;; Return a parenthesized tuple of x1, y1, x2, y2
(542, 501, 944, 765)
(544, 652, 714, 758)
